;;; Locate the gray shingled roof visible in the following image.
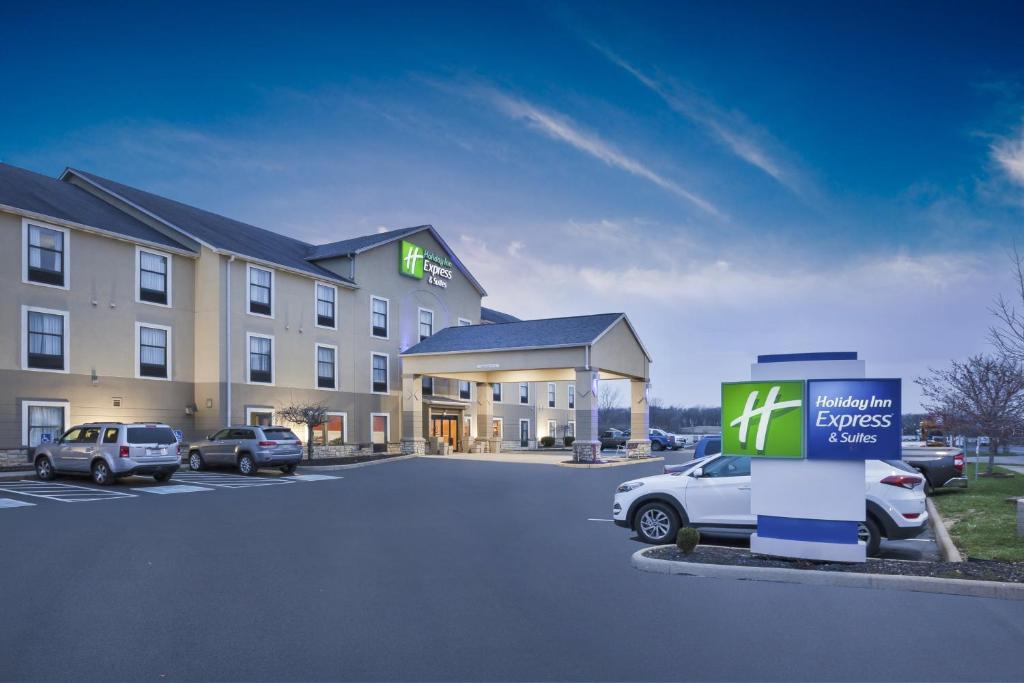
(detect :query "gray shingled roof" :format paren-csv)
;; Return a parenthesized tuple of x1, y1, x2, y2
(0, 163, 192, 252)
(403, 313, 624, 355)
(480, 307, 521, 324)
(65, 169, 354, 285)
(306, 225, 429, 260)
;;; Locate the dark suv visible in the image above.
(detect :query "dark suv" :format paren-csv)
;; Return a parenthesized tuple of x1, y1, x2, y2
(188, 425, 303, 475)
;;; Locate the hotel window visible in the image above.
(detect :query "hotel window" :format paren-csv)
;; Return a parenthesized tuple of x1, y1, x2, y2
(316, 344, 336, 389)
(248, 334, 273, 384)
(419, 308, 434, 341)
(371, 297, 389, 338)
(547, 383, 556, 408)
(492, 418, 502, 439)
(422, 376, 433, 396)
(371, 353, 389, 393)
(25, 222, 67, 287)
(248, 265, 273, 316)
(519, 383, 529, 404)
(316, 283, 336, 328)
(137, 324, 170, 379)
(548, 420, 557, 437)
(568, 384, 575, 409)
(492, 383, 502, 402)
(312, 413, 347, 445)
(138, 248, 170, 305)
(25, 308, 66, 371)
(459, 380, 471, 400)
(568, 421, 576, 437)
(24, 402, 67, 447)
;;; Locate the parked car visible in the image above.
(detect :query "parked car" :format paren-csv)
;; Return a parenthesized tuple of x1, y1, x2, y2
(612, 455, 928, 557)
(34, 422, 181, 485)
(693, 435, 722, 459)
(978, 436, 991, 447)
(901, 445, 967, 493)
(649, 429, 678, 451)
(188, 425, 303, 474)
(599, 429, 629, 451)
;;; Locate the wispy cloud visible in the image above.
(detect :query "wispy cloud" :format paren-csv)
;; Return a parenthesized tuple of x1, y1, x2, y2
(591, 42, 811, 200)
(992, 124, 1024, 187)
(454, 83, 723, 217)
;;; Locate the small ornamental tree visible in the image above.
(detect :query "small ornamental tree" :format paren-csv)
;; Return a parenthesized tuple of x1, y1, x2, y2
(276, 402, 330, 461)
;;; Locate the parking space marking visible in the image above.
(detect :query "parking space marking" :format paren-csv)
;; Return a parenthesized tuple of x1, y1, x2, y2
(131, 485, 214, 495)
(0, 497, 35, 509)
(0, 480, 137, 503)
(289, 474, 340, 482)
(171, 472, 295, 488)
(587, 518, 614, 522)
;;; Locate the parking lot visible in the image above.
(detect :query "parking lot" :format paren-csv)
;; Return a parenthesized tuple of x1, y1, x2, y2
(0, 455, 1020, 682)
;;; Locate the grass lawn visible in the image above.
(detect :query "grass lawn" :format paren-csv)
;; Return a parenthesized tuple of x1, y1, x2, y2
(932, 465, 1024, 562)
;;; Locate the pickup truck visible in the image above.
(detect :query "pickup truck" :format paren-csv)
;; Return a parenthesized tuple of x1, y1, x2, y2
(901, 445, 967, 493)
(649, 429, 678, 451)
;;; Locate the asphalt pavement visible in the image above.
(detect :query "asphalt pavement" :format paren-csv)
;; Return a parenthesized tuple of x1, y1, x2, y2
(0, 455, 1021, 681)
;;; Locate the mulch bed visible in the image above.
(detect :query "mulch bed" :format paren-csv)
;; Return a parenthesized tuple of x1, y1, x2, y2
(647, 545, 1024, 583)
(300, 453, 407, 466)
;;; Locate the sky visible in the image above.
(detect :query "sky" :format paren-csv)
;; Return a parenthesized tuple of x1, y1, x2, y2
(3, 1, 1024, 411)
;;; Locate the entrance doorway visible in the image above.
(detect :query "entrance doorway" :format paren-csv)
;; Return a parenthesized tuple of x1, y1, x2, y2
(431, 415, 459, 449)
(520, 419, 530, 448)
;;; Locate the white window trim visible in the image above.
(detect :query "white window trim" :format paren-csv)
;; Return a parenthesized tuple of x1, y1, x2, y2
(246, 263, 275, 319)
(314, 281, 338, 330)
(135, 245, 173, 308)
(322, 411, 349, 444)
(22, 218, 70, 291)
(568, 384, 575, 410)
(370, 352, 390, 394)
(246, 332, 275, 385)
(458, 317, 472, 327)
(370, 295, 390, 340)
(314, 342, 339, 391)
(519, 418, 531, 441)
(135, 321, 173, 381)
(22, 400, 70, 447)
(370, 412, 391, 442)
(245, 406, 274, 426)
(547, 382, 556, 408)
(568, 420, 576, 437)
(418, 306, 434, 340)
(492, 416, 503, 439)
(547, 419, 557, 437)
(519, 382, 529, 404)
(21, 305, 70, 374)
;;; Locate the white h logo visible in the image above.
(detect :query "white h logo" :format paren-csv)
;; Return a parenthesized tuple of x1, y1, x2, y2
(730, 386, 801, 451)
(404, 245, 423, 272)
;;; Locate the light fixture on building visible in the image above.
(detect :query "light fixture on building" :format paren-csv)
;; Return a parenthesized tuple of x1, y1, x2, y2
(205, 398, 214, 409)
(184, 402, 198, 416)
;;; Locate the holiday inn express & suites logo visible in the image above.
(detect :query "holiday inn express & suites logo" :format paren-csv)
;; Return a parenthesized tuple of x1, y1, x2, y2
(722, 381, 804, 458)
(400, 240, 425, 279)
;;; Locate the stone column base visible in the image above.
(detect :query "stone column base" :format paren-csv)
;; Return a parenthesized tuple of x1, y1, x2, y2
(487, 438, 502, 454)
(572, 440, 602, 463)
(401, 439, 426, 456)
(626, 439, 652, 458)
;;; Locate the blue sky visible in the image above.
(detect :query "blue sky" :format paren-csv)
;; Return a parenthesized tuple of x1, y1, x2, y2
(4, 1, 1024, 410)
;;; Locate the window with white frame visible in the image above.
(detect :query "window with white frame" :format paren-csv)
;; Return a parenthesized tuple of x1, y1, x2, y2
(137, 323, 170, 379)
(568, 384, 575, 409)
(137, 248, 170, 305)
(492, 417, 502, 439)
(312, 413, 347, 445)
(248, 265, 273, 316)
(23, 307, 67, 372)
(371, 353, 389, 393)
(548, 420, 557, 437)
(316, 283, 336, 328)
(371, 297, 389, 338)
(547, 383, 556, 408)
(419, 308, 434, 341)
(459, 380, 471, 400)
(316, 344, 337, 389)
(248, 334, 273, 384)
(492, 383, 502, 402)
(519, 382, 529, 404)
(24, 221, 68, 288)
(23, 401, 68, 447)
(568, 421, 576, 437)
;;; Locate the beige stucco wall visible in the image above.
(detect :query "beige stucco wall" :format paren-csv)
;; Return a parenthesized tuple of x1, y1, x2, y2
(590, 318, 649, 381)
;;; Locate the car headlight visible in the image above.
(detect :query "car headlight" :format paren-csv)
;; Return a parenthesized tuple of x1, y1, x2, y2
(616, 481, 644, 493)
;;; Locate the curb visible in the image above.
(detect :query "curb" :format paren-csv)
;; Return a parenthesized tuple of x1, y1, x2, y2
(631, 547, 1024, 601)
(295, 454, 417, 472)
(927, 497, 964, 563)
(557, 457, 665, 469)
(0, 469, 33, 480)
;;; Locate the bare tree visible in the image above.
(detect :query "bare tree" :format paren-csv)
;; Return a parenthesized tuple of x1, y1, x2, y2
(598, 383, 623, 431)
(276, 402, 330, 461)
(916, 355, 1024, 473)
(989, 243, 1024, 362)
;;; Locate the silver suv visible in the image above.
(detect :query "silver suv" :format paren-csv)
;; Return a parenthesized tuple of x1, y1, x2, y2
(34, 422, 181, 485)
(188, 425, 303, 475)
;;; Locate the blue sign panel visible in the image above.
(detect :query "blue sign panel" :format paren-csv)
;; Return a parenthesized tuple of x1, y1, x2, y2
(174, 430, 183, 442)
(806, 378, 901, 460)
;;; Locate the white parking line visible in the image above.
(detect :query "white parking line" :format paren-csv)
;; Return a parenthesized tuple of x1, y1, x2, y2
(0, 480, 136, 503)
(587, 518, 614, 522)
(289, 474, 341, 482)
(131, 485, 214, 495)
(0, 497, 35, 509)
(172, 472, 294, 488)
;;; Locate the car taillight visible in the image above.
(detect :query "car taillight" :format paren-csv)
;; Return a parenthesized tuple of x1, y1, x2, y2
(258, 441, 277, 447)
(953, 452, 964, 474)
(903, 512, 921, 519)
(119, 446, 130, 458)
(881, 474, 922, 489)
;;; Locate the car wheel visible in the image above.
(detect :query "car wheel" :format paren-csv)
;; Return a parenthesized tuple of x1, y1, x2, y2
(238, 453, 257, 476)
(91, 460, 114, 486)
(858, 517, 882, 557)
(154, 471, 172, 483)
(35, 456, 55, 481)
(280, 464, 297, 475)
(188, 451, 204, 471)
(651, 441, 664, 452)
(635, 501, 680, 544)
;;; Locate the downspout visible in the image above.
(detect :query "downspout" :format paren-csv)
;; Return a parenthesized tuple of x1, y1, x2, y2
(225, 255, 235, 427)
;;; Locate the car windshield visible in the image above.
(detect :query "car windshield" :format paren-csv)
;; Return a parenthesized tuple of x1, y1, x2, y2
(703, 438, 722, 455)
(126, 427, 177, 444)
(262, 428, 299, 441)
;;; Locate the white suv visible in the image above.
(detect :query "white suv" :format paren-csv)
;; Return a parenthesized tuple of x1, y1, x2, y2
(612, 455, 928, 556)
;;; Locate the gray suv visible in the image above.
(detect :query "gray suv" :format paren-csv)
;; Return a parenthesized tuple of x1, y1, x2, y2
(188, 425, 303, 475)
(34, 422, 181, 485)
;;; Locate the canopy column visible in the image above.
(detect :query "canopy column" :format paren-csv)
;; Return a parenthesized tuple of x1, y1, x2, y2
(401, 374, 425, 456)
(572, 368, 601, 462)
(476, 382, 500, 453)
(626, 379, 651, 457)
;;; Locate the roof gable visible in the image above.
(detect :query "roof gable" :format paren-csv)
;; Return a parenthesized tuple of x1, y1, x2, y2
(402, 313, 624, 355)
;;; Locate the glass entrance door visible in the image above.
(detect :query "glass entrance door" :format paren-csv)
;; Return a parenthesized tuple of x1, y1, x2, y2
(431, 416, 459, 449)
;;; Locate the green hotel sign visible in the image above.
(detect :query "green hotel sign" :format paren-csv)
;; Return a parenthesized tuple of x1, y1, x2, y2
(721, 380, 804, 458)
(399, 239, 454, 289)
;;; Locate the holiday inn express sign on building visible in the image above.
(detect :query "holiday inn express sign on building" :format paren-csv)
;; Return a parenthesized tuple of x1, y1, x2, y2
(722, 378, 901, 460)
(400, 239, 454, 288)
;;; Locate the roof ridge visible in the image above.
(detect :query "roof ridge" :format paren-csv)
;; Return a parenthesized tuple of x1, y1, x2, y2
(470, 312, 623, 327)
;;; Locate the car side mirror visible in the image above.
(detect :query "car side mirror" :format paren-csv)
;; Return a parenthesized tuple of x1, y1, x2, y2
(690, 467, 703, 478)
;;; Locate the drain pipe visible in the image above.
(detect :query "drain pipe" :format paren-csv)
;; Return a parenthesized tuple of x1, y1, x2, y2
(225, 255, 235, 427)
